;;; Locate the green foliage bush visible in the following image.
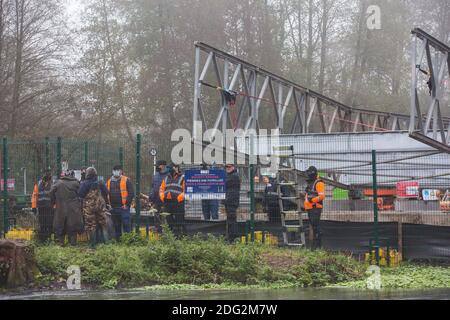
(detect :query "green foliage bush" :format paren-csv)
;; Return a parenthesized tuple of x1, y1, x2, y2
(34, 230, 366, 289)
(336, 264, 450, 289)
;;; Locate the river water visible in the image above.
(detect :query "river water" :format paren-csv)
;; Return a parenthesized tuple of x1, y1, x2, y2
(1, 288, 450, 300)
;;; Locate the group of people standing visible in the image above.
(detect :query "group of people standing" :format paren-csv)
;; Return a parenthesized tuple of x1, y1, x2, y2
(31, 161, 329, 248)
(32, 165, 135, 247)
(32, 161, 323, 247)
(149, 161, 241, 241)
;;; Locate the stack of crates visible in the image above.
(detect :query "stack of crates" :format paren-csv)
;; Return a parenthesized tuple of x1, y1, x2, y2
(139, 227, 160, 241)
(240, 231, 278, 246)
(5, 228, 34, 241)
(365, 248, 401, 267)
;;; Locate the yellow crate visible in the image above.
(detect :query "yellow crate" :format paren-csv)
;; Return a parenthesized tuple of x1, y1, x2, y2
(139, 227, 160, 241)
(5, 228, 34, 241)
(255, 231, 263, 243)
(365, 248, 402, 267)
(149, 231, 160, 241)
(241, 232, 278, 246)
(268, 235, 278, 246)
(389, 249, 402, 267)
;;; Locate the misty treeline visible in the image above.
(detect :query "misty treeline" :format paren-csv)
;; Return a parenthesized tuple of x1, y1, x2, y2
(0, 0, 449, 141)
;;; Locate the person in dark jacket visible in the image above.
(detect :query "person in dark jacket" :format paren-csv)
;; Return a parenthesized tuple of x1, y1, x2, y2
(79, 167, 109, 247)
(150, 160, 168, 209)
(31, 170, 55, 242)
(224, 164, 240, 242)
(80, 167, 87, 182)
(49, 170, 84, 246)
(150, 160, 169, 232)
(303, 166, 326, 250)
(106, 165, 135, 240)
(264, 177, 280, 223)
(201, 163, 219, 221)
(160, 163, 185, 236)
(264, 176, 297, 223)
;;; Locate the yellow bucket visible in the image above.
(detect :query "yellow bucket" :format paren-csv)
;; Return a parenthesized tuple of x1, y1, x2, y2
(255, 231, 263, 243)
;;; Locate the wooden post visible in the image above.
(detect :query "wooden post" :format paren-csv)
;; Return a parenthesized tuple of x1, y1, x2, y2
(0, 240, 37, 288)
(398, 218, 403, 261)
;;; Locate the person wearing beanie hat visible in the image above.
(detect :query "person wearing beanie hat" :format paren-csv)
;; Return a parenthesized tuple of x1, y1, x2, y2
(49, 169, 83, 246)
(106, 165, 135, 240)
(31, 170, 55, 242)
(79, 167, 109, 247)
(303, 166, 326, 250)
(159, 162, 185, 235)
(149, 160, 169, 232)
(223, 163, 241, 242)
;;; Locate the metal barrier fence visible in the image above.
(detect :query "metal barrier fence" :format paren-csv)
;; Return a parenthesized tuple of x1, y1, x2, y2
(2, 134, 450, 262)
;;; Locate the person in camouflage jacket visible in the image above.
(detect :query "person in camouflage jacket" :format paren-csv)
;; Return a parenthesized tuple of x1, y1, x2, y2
(78, 167, 109, 247)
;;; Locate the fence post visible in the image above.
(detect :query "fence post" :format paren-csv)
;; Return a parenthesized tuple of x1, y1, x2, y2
(45, 137, 50, 170)
(84, 141, 89, 167)
(33, 150, 38, 188)
(371, 149, 380, 266)
(249, 134, 256, 242)
(119, 147, 124, 169)
(2, 137, 9, 237)
(135, 134, 141, 233)
(57, 137, 62, 178)
(250, 164, 255, 242)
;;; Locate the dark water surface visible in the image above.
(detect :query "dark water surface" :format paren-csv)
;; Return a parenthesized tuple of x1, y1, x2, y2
(1, 288, 450, 300)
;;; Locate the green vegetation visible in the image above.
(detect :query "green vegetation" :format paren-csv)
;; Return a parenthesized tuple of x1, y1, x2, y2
(5, 228, 449, 292)
(335, 264, 450, 289)
(33, 231, 365, 290)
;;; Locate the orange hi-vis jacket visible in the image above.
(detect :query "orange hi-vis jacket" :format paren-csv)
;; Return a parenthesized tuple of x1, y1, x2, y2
(160, 173, 185, 203)
(32, 183, 39, 209)
(32, 180, 54, 209)
(304, 179, 326, 210)
(107, 176, 129, 206)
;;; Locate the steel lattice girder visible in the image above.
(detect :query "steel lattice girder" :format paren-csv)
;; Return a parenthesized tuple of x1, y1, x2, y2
(409, 28, 450, 152)
(235, 131, 450, 188)
(192, 41, 448, 139)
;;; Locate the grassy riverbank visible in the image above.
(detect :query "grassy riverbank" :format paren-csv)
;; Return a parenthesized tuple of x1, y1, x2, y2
(4, 231, 450, 292)
(32, 232, 365, 290)
(335, 264, 450, 289)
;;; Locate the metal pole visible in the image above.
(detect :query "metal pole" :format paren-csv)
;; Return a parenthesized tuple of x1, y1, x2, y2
(3, 138, 9, 237)
(250, 163, 255, 242)
(410, 34, 417, 133)
(57, 137, 62, 179)
(84, 142, 89, 167)
(222, 60, 229, 146)
(23, 168, 26, 195)
(33, 151, 38, 189)
(193, 46, 201, 138)
(153, 155, 157, 176)
(45, 137, 50, 171)
(135, 134, 141, 233)
(371, 149, 380, 266)
(119, 147, 124, 169)
(249, 134, 255, 242)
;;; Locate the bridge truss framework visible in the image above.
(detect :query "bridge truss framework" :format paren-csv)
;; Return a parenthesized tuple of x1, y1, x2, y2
(191, 29, 450, 188)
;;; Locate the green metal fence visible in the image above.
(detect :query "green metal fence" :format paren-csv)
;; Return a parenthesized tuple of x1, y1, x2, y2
(2, 134, 450, 263)
(0, 135, 177, 235)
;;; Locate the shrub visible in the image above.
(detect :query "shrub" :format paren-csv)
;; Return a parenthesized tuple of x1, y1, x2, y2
(34, 231, 366, 289)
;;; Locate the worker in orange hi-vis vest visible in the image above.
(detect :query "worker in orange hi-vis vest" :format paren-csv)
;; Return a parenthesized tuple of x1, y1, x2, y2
(31, 170, 55, 242)
(159, 163, 185, 236)
(304, 166, 326, 250)
(106, 165, 135, 240)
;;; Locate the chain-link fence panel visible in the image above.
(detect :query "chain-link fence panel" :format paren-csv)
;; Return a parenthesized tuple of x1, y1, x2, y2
(1, 134, 450, 263)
